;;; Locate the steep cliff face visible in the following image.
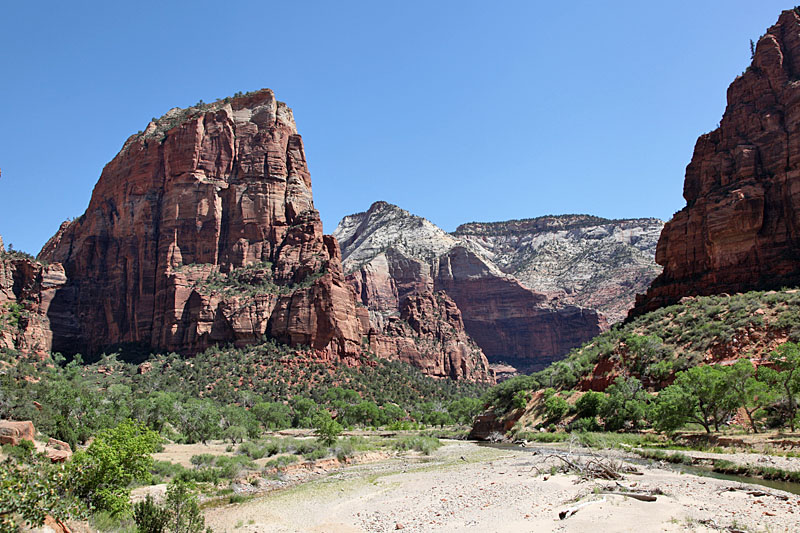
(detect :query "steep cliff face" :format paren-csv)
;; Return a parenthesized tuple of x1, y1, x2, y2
(334, 202, 607, 373)
(39, 90, 363, 360)
(632, 9, 800, 316)
(368, 291, 494, 381)
(454, 215, 663, 323)
(0, 248, 68, 353)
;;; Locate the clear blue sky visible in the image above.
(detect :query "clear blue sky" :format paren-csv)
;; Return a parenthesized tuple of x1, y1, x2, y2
(0, 1, 793, 253)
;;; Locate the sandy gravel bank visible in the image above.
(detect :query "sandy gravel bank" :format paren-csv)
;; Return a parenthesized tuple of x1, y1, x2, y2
(203, 441, 800, 532)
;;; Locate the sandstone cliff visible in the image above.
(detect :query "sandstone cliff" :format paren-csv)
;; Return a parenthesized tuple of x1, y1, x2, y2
(454, 215, 663, 323)
(632, 9, 800, 316)
(334, 202, 609, 373)
(367, 291, 494, 381)
(38, 90, 363, 361)
(0, 248, 68, 353)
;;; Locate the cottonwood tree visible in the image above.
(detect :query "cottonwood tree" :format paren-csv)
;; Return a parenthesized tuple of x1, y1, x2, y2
(652, 365, 737, 433)
(759, 342, 800, 431)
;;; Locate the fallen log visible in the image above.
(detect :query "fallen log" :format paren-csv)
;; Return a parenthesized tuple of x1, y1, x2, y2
(558, 497, 606, 520)
(602, 491, 657, 502)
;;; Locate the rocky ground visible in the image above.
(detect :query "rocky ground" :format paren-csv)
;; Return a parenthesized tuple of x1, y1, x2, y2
(202, 440, 800, 532)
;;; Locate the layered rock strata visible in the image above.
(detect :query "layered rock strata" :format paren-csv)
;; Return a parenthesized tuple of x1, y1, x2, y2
(334, 202, 608, 373)
(367, 291, 493, 381)
(454, 215, 663, 323)
(39, 90, 363, 361)
(632, 9, 800, 316)
(0, 246, 68, 352)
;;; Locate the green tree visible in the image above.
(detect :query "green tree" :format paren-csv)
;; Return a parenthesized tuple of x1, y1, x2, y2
(291, 396, 319, 428)
(252, 401, 293, 430)
(726, 359, 773, 433)
(0, 458, 86, 532)
(599, 376, 649, 431)
(543, 394, 569, 423)
(176, 398, 221, 444)
(69, 419, 160, 514)
(133, 480, 209, 533)
(313, 411, 343, 446)
(164, 480, 208, 533)
(574, 391, 604, 419)
(133, 495, 169, 533)
(447, 397, 482, 425)
(651, 365, 737, 433)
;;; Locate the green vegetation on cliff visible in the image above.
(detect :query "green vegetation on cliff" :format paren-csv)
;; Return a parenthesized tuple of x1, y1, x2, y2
(480, 289, 800, 436)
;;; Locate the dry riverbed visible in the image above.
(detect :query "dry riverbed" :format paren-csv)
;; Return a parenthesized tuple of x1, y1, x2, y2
(202, 440, 800, 532)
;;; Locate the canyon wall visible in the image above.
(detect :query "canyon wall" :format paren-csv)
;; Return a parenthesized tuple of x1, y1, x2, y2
(335, 202, 611, 373)
(38, 90, 363, 362)
(632, 9, 800, 316)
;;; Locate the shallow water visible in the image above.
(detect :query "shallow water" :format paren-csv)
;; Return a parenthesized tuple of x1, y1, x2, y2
(479, 442, 800, 495)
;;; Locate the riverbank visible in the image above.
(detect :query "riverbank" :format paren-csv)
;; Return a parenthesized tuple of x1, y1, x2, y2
(202, 440, 800, 532)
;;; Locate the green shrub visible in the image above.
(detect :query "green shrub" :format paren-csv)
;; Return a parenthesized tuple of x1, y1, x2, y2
(392, 435, 441, 455)
(264, 455, 298, 470)
(313, 412, 342, 446)
(133, 495, 169, 533)
(69, 419, 160, 515)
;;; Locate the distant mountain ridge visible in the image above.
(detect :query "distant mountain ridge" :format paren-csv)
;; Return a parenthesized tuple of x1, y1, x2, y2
(454, 214, 663, 323)
(334, 202, 658, 373)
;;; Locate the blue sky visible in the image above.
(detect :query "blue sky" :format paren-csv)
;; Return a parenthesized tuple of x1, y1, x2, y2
(0, 1, 793, 253)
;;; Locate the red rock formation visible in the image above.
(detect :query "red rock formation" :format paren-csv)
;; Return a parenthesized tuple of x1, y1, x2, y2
(44, 437, 72, 463)
(632, 9, 800, 316)
(39, 90, 363, 360)
(435, 246, 607, 373)
(0, 254, 68, 353)
(368, 291, 494, 382)
(0, 420, 35, 445)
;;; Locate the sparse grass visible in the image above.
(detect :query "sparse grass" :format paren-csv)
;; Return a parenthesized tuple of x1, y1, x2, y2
(711, 459, 800, 482)
(392, 435, 441, 455)
(632, 448, 694, 465)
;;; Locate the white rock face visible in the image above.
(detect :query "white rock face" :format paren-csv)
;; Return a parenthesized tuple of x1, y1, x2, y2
(336, 206, 663, 324)
(454, 216, 664, 322)
(335, 203, 615, 372)
(335, 201, 461, 272)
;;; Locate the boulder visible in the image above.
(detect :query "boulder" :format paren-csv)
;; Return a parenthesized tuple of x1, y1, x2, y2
(44, 437, 72, 463)
(0, 420, 35, 446)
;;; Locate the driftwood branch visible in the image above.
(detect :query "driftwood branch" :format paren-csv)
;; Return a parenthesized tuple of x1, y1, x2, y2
(558, 496, 606, 519)
(601, 491, 657, 502)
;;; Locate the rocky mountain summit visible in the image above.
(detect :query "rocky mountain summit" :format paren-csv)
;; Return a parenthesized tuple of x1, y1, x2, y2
(633, 8, 800, 316)
(0, 91, 491, 382)
(38, 90, 364, 362)
(335, 202, 646, 373)
(454, 215, 663, 323)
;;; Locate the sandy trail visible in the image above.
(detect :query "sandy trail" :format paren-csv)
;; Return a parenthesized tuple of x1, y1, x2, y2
(203, 441, 800, 532)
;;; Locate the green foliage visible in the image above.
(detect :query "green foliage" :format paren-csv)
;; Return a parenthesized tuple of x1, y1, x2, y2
(652, 365, 737, 434)
(313, 411, 343, 446)
(574, 391, 604, 419)
(446, 397, 483, 425)
(252, 401, 292, 430)
(175, 399, 221, 444)
(69, 419, 161, 515)
(481, 375, 540, 415)
(391, 435, 441, 455)
(133, 480, 210, 533)
(599, 376, 649, 431)
(543, 394, 569, 423)
(133, 495, 169, 533)
(511, 390, 531, 410)
(760, 342, 800, 431)
(0, 458, 86, 532)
